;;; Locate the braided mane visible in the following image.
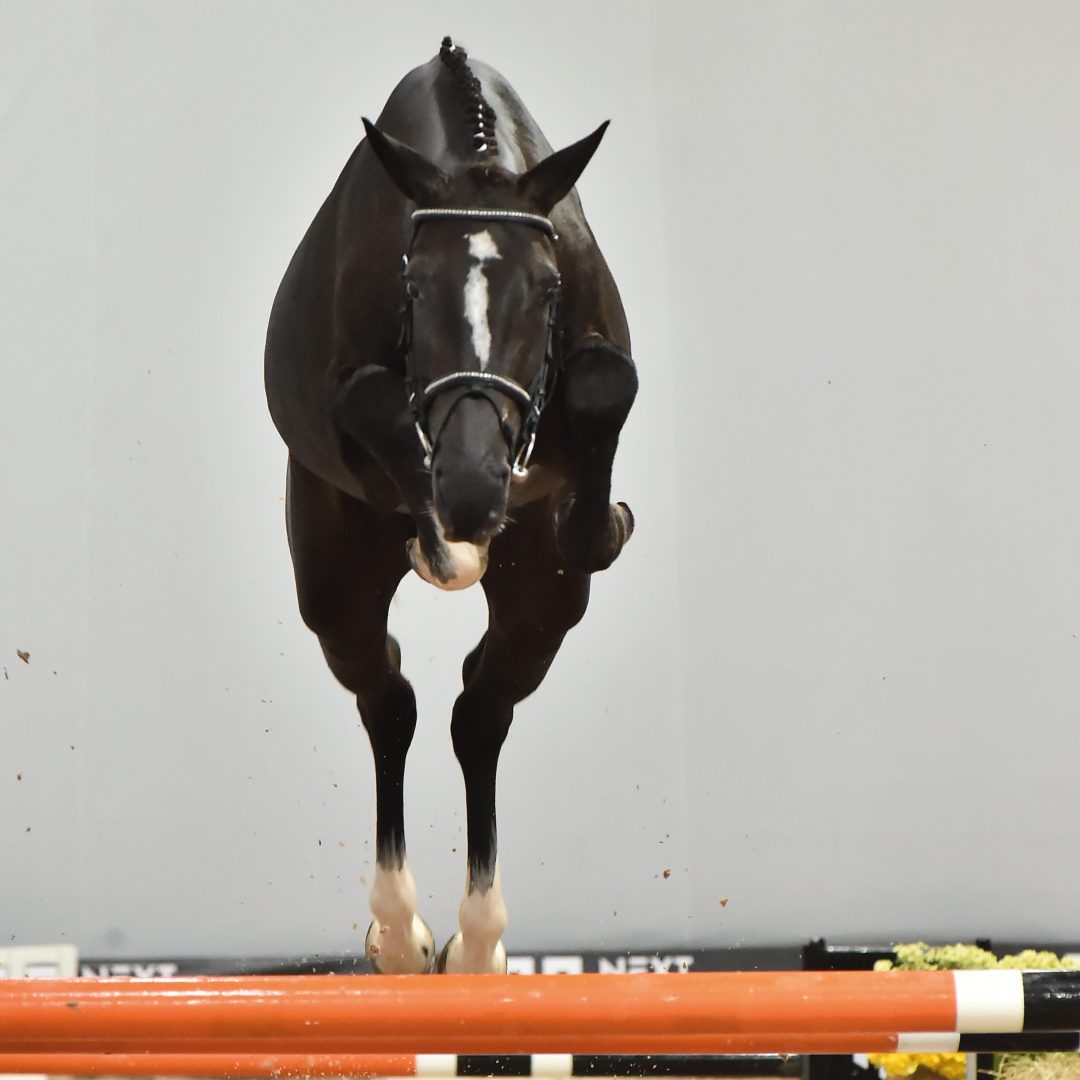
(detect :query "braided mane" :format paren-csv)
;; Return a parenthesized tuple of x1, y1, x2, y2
(439, 36, 499, 158)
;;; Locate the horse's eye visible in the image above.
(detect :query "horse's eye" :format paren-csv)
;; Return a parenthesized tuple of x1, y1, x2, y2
(405, 279, 422, 300)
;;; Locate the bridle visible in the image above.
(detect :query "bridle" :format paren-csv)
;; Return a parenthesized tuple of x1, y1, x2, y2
(399, 208, 562, 479)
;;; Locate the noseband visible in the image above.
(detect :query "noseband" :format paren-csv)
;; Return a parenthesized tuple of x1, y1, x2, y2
(399, 208, 562, 479)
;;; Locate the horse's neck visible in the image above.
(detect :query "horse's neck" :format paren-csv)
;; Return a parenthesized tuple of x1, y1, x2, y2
(463, 58, 553, 175)
(376, 55, 551, 179)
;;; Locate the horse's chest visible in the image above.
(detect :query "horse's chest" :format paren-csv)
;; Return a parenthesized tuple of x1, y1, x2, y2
(507, 464, 564, 508)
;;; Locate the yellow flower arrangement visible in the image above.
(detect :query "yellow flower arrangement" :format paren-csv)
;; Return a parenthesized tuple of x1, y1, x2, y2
(866, 943, 1080, 1080)
(865, 1052, 967, 1079)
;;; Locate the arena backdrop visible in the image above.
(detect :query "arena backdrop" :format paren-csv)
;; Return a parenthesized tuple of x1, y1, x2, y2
(2, 1, 1079, 959)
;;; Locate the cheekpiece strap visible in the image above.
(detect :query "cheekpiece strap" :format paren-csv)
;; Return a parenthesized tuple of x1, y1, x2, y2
(411, 208, 558, 241)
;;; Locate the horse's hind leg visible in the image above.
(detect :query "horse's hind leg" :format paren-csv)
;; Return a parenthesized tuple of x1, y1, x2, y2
(286, 456, 434, 974)
(439, 503, 590, 973)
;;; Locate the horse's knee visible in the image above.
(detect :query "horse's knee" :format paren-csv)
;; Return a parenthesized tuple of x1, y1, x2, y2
(293, 566, 399, 686)
(313, 618, 387, 697)
(333, 364, 410, 445)
(561, 339, 638, 431)
(461, 633, 487, 687)
(313, 621, 415, 729)
(450, 698, 511, 765)
(354, 669, 417, 747)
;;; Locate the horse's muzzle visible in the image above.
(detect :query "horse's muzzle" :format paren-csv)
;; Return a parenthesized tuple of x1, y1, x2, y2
(433, 459, 510, 544)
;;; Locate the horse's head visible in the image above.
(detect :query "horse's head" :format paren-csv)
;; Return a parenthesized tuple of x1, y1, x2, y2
(362, 118, 607, 546)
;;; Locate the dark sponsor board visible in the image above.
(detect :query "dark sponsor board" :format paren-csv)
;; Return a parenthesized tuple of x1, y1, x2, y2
(79, 946, 803, 978)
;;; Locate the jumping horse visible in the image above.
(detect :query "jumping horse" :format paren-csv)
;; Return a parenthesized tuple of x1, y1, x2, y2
(264, 38, 637, 974)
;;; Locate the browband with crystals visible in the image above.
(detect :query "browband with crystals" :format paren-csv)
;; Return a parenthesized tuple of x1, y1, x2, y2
(411, 208, 558, 240)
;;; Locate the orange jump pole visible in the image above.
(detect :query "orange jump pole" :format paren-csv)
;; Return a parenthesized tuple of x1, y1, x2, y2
(0, 972, 976, 1054)
(0, 1053, 418, 1078)
(7, 1034, 1080, 1079)
(0, 1040, 898, 1078)
(0, 1054, 419, 1078)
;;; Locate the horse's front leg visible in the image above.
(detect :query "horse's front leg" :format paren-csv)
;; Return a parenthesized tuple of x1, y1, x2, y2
(550, 338, 638, 572)
(439, 506, 591, 973)
(362, 637, 435, 975)
(286, 457, 434, 974)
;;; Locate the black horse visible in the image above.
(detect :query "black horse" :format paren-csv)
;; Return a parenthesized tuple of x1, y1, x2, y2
(265, 38, 637, 974)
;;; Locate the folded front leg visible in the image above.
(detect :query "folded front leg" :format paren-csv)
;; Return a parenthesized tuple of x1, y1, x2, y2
(551, 338, 638, 572)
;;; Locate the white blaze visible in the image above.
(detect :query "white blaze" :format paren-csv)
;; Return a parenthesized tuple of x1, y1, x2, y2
(464, 230, 501, 369)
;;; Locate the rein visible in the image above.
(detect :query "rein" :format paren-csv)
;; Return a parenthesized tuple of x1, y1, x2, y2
(400, 208, 561, 479)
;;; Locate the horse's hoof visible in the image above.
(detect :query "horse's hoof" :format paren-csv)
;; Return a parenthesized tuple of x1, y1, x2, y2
(365, 915, 436, 974)
(435, 936, 452, 973)
(554, 498, 634, 572)
(436, 932, 507, 975)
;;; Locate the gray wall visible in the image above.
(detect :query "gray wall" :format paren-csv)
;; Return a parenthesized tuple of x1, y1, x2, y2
(2, 1, 1078, 959)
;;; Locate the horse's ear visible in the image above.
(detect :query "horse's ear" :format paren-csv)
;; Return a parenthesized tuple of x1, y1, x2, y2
(517, 121, 610, 213)
(362, 118, 449, 203)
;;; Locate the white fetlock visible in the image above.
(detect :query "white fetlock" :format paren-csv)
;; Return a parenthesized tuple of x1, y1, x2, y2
(366, 860, 434, 974)
(365, 913, 435, 974)
(438, 862, 508, 974)
(437, 931, 507, 974)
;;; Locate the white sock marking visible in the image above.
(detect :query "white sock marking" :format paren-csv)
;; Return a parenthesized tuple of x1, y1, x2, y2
(464, 231, 501, 369)
(456, 860, 507, 970)
(440, 860, 508, 974)
(367, 860, 432, 974)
